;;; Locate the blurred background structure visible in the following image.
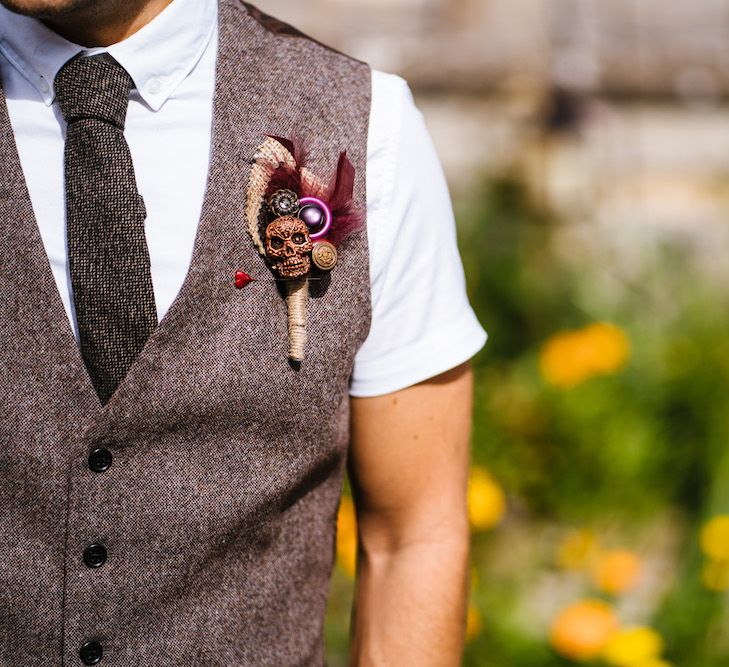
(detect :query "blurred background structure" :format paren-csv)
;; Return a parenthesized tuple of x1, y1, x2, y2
(255, 1, 729, 665)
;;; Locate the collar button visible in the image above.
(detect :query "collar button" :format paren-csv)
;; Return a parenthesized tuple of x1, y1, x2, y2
(146, 78, 162, 95)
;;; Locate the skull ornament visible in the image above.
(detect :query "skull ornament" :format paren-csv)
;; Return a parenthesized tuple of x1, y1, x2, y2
(264, 216, 313, 278)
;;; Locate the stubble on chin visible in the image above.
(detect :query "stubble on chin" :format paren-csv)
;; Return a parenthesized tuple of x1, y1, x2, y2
(0, 0, 96, 18)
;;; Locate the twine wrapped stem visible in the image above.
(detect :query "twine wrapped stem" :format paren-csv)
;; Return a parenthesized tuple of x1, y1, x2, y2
(285, 277, 308, 361)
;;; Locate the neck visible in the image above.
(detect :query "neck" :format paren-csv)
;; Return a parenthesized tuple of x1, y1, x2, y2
(43, 0, 174, 47)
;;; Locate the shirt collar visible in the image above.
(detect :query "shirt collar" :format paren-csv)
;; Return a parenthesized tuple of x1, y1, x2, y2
(0, 0, 216, 111)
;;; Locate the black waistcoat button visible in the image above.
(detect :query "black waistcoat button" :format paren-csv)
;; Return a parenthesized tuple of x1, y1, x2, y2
(83, 543, 107, 568)
(79, 640, 103, 665)
(88, 447, 113, 472)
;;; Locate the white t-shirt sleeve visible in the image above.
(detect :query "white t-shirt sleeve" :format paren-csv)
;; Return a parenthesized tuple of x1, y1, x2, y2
(349, 69, 487, 397)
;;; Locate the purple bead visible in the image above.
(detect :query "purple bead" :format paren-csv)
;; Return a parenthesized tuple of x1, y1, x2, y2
(299, 197, 333, 239)
(299, 204, 324, 228)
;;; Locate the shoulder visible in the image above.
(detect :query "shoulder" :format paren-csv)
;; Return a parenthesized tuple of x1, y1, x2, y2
(217, 0, 373, 160)
(368, 69, 418, 163)
(370, 69, 413, 106)
(222, 0, 370, 76)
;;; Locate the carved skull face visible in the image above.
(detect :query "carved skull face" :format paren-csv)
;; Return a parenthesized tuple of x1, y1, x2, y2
(264, 216, 313, 278)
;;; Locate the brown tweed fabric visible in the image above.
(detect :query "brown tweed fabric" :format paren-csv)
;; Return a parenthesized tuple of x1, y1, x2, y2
(55, 56, 158, 406)
(0, 1, 371, 665)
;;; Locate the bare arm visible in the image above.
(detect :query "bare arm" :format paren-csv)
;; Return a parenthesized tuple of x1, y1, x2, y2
(347, 361, 474, 666)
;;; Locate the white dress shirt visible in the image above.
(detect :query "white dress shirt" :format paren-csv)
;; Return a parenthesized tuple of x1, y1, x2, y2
(0, 0, 486, 397)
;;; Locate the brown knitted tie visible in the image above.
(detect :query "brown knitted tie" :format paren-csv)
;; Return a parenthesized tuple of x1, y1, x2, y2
(55, 56, 158, 405)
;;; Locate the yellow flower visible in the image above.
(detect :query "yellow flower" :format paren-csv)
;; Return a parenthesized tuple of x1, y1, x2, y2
(700, 515, 729, 561)
(549, 599, 619, 661)
(540, 322, 630, 388)
(601, 626, 664, 666)
(468, 467, 506, 530)
(466, 602, 483, 641)
(557, 529, 600, 571)
(702, 559, 729, 592)
(634, 661, 673, 667)
(336, 494, 357, 577)
(592, 549, 642, 596)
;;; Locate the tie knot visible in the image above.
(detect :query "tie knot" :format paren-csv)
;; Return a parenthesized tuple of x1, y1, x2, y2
(55, 56, 133, 129)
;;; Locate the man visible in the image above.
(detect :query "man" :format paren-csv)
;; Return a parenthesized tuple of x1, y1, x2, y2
(0, 0, 486, 665)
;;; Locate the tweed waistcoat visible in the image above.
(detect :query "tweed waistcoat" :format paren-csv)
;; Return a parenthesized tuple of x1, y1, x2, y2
(0, 2, 372, 665)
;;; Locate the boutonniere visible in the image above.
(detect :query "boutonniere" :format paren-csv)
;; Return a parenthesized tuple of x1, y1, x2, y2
(243, 136, 363, 362)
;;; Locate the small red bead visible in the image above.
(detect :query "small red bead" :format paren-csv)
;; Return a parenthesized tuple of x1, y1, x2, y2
(234, 271, 253, 289)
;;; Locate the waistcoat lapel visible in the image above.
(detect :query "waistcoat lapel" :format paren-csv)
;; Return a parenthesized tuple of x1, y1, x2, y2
(95, 0, 373, 429)
(0, 78, 102, 664)
(0, 80, 101, 419)
(0, 5, 284, 423)
(93, 0, 295, 425)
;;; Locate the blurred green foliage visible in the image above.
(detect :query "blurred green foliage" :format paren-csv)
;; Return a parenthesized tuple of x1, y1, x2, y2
(325, 171, 729, 666)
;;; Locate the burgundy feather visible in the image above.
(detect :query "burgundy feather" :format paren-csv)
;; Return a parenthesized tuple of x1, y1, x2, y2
(330, 152, 355, 206)
(268, 135, 307, 168)
(265, 162, 302, 198)
(324, 151, 364, 246)
(268, 135, 297, 161)
(260, 138, 364, 247)
(263, 136, 308, 199)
